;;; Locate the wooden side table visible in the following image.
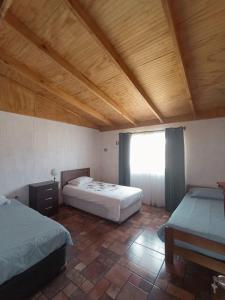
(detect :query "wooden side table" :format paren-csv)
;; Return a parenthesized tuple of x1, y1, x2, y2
(217, 182, 225, 215)
(29, 180, 59, 216)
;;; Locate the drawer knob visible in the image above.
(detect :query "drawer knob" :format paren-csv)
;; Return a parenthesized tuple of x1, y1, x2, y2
(45, 206, 53, 210)
(45, 188, 53, 191)
(45, 197, 53, 201)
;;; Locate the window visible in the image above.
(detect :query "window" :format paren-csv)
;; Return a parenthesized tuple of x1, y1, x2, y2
(130, 131, 165, 176)
(129, 131, 165, 206)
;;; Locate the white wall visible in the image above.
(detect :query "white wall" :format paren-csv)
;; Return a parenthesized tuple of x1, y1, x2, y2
(0, 111, 100, 204)
(1, 111, 225, 206)
(99, 117, 225, 187)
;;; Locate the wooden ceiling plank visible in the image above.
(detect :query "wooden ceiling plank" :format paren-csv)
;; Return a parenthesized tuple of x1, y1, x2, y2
(4, 12, 136, 126)
(0, 47, 113, 126)
(0, 74, 98, 129)
(0, 0, 13, 19)
(161, 0, 197, 116)
(65, 0, 164, 123)
(100, 108, 225, 131)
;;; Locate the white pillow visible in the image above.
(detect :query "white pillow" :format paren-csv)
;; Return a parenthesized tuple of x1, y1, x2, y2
(0, 195, 11, 206)
(68, 176, 93, 186)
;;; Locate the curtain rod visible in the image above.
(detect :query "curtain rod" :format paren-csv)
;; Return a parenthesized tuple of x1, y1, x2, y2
(128, 126, 186, 135)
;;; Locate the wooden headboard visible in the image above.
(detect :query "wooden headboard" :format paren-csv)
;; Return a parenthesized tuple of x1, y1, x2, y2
(61, 168, 90, 189)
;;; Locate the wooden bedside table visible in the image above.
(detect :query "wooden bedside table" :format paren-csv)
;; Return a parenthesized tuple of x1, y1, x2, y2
(29, 181, 59, 216)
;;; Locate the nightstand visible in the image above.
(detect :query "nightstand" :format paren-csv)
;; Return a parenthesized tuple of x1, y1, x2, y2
(29, 181, 59, 216)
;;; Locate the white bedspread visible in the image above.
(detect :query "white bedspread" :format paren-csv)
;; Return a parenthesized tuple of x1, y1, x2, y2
(63, 181, 143, 221)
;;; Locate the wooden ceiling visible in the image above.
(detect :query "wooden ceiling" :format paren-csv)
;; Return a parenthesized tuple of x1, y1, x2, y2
(0, 0, 225, 130)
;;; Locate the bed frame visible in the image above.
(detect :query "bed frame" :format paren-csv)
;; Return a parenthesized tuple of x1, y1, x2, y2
(165, 227, 225, 274)
(165, 185, 225, 274)
(61, 168, 141, 223)
(61, 167, 90, 190)
(0, 244, 66, 300)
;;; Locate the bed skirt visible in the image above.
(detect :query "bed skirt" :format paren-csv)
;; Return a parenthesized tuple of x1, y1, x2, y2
(64, 195, 141, 223)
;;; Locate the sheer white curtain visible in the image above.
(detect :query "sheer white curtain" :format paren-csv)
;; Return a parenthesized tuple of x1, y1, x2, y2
(130, 131, 165, 206)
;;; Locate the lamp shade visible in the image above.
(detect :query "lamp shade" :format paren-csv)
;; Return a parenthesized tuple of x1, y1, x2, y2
(51, 168, 58, 177)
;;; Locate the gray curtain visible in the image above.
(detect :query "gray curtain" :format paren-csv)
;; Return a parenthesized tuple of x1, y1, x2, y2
(119, 133, 131, 186)
(165, 127, 185, 212)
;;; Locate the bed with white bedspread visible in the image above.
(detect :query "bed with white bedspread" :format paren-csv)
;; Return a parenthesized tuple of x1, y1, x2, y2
(61, 168, 143, 222)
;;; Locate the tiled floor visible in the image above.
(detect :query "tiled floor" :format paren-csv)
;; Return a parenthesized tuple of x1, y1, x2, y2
(31, 205, 225, 300)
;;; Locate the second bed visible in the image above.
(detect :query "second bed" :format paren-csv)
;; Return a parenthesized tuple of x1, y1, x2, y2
(61, 168, 143, 223)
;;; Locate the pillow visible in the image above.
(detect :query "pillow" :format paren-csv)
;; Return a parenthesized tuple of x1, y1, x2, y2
(0, 195, 11, 206)
(189, 187, 224, 200)
(68, 176, 93, 186)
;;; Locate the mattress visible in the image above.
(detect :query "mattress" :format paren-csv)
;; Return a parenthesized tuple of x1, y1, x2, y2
(0, 200, 72, 285)
(63, 181, 143, 222)
(158, 193, 225, 260)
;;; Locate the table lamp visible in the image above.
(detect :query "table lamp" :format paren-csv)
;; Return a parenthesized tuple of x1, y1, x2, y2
(51, 168, 58, 181)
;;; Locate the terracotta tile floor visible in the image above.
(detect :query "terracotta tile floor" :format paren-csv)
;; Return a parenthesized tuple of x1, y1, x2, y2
(30, 205, 225, 300)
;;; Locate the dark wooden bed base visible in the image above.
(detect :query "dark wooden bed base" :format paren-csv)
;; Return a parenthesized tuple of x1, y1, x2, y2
(165, 227, 225, 274)
(0, 244, 66, 300)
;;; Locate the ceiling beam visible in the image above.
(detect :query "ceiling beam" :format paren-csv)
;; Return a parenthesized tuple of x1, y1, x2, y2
(0, 47, 113, 126)
(0, 0, 13, 19)
(65, 0, 164, 123)
(4, 12, 136, 126)
(161, 0, 197, 116)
